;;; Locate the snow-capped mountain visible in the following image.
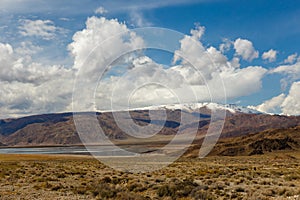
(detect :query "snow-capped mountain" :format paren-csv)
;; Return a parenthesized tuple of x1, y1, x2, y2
(106, 102, 262, 114)
(1, 103, 300, 146)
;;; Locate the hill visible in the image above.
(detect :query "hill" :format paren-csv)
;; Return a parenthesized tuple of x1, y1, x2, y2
(0, 104, 299, 147)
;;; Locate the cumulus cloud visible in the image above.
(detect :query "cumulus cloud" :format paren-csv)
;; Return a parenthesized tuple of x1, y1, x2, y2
(281, 82, 300, 115)
(220, 66, 267, 98)
(95, 6, 108, 15)
(18, 19, 63, 40)
(96, 56, 189, 110)
(0, 42, 73, 118)
(272, 62, 300, 78)
(15, 41, 42, 56)
(233, 38, 259, 61)
(1, 17, 147, 117)
(271, 61, 300, 90)
(284, 53, 298, 64)
(68, 16, 146, 110)
(255, 93, 286, 114)
(190, 23, 205, 40)
(172, 28, 266, 101)
(0, 16, 270, 117)
(219, 38, 232, 53)
(253, 82, 300, 115)
(69, 19, 268, 111)
(0, 43, 69, 84)
(262, 49, 277, 62)
(173, 24, 210, 80)
(68, 17, 144, 75)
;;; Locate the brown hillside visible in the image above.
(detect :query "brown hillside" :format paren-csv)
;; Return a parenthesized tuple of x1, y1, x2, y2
(209, 126, 300, 156)
(0, 108, 300, 147)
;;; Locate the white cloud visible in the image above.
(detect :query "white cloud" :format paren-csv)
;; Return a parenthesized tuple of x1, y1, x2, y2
(253, 82, 300, 115)
(0, 16, 270, 118)
(1, 16, 147, 117)
(173, 27, 266, 100)
(281, 82, 300, 115)
(173, 37, 204, 65)
(59, 17, 71, 21)
(173, 24, 208, 79)
(271, 61, 300, 90)
(68, 16, 144, 73)
(219, 38, 232, 53)
(0, 43, 69, 84)
(233, 38, 259, 61)
(272, 62, 300, 77)
(190, 23, 205, 40)
(69, 20, 268, 112)
(95, 6, 108, 15)
(262, 49, 277, 62)
(0, 43, 13, 58)
(220, 66, 267, 98)
(68, 16, 145, 110)
(255, 93, 286, 114)
(129, 10, 152, 27)
(229, 57, 240, 69)
(284, 53, 297, 64)
(15, 41, 42, 56)
(96, 56, 189, 110)
(0, 42, 74, 118)
(18, 19, 63, 40)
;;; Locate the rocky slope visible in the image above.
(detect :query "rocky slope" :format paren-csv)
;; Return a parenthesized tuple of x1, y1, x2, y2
(0, 104, 299, 146)
(207, 125, 300, 156)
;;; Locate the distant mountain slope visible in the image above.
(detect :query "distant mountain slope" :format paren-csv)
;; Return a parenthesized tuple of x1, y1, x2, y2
(207, 126, 300, 156)
(0, 113, 72, 136)
(219, 113, 300, 138)
(0, 103, 299, 146)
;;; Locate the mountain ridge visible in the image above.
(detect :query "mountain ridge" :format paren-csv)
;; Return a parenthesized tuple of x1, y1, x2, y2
(0, 103, 299, 147)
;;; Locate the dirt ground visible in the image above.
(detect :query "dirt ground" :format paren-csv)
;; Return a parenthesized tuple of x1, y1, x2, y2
(0, 152, 300, 199)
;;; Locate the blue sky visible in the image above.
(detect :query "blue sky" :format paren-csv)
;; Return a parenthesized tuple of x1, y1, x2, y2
(0, 0, 300, 117)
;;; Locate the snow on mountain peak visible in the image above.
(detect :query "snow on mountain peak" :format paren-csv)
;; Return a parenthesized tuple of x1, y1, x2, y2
(105, 102, 262, 114)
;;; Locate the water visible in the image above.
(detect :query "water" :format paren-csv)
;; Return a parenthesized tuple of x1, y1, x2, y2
(0, 146, 137, 156)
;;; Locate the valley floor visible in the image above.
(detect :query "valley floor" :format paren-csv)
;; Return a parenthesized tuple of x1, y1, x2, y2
(0, 152, 300, 199)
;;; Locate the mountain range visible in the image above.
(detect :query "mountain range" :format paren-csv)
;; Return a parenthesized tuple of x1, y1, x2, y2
(0, 103, 300, 156)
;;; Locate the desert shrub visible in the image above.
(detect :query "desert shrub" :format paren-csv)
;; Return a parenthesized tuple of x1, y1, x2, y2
(235, 187, 245, 192)
(284, 174, 299, 181)
(33, 181, 53, 190)
(190, 187, 215, 200)
(101, 176, 112, 183)
(51, 184, 63, 191)
(115, 192, 147, 200)
(111, 177, 122, 184)
(231, 193, 238, 198)
(127, 182, 145, 192)
(278, 188, 287, 196)
(157, 184, 173, 197)
(48, 176, 59, 181)
(56, 173, 66, 178)
(216, 184, 224, 190)
(88, 182, 122, 199)
(73, 186, 87, 195)
(157, 178, 198, 199)
(155, 178, 164, 183)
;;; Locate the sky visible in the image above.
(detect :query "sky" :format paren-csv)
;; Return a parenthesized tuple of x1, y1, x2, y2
(0, 0, 300, 118)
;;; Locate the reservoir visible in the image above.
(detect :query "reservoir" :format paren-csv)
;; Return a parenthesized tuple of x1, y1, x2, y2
(0, 146, 137, 156)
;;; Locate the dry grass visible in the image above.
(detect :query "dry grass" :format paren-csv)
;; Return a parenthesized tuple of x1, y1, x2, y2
(0, 152, 300, 199)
